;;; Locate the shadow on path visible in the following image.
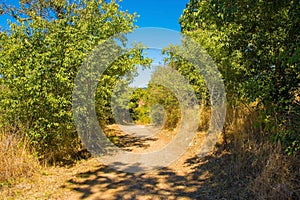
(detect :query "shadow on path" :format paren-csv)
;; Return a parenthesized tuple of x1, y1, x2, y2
(64, 124, 265, 199)
(64, 152, 256, 199)
(104, 125, 158, 151)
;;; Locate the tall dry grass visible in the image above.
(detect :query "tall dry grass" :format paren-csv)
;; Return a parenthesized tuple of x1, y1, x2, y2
(222, 102, 300, 199)
(0, 130, 39, 186)
(198, 103, 211, 131)
(251, 145, 300, 200)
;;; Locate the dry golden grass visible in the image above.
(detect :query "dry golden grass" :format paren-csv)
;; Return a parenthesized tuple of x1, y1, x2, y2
(198, 103, 211, 131)
(222, 102, 300, 199)
(0, 157, 100, 200)
(251, 144, 300, 200)
(0, 132, 39, 187)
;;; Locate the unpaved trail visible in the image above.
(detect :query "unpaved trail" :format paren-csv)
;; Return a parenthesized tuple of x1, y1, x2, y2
(64, 124, 210, 200)
(2, 124, 248, 200)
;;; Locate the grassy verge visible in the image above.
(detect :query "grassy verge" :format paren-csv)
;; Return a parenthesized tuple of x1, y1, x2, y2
(0, 131, 39, 188)
(221, 103, 300, 199)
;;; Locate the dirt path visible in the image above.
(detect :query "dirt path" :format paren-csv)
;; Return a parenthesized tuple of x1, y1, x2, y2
(65, 124, 210, 200)
(1, 124, 250, 199)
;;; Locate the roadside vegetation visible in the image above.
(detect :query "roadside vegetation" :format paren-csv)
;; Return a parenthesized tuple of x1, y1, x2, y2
(0, 0, 299, 199)
(176, 0, 300, 198)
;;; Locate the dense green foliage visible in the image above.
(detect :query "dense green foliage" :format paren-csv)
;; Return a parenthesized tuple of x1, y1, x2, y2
(0, 0, 149, 161)
(179, 0, 300, 154)
(128, 88, 151, 124)
(111, 66, 182, 129)
(113, 80, 180, 128)
(146, 83, 180, 128)
(163, 48, 209, 105)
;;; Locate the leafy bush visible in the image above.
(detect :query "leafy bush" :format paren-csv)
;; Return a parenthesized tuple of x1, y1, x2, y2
(180, 0, 300, 155)
(0, 0, 149, 162)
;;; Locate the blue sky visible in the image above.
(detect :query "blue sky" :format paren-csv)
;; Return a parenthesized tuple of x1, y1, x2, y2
(119, 0, 188, 31)
(118, 0, 189, 87)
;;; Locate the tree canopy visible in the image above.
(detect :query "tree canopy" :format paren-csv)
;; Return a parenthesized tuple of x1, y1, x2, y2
(0, 0, 150, 162)
(179, 0, 300, 154)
